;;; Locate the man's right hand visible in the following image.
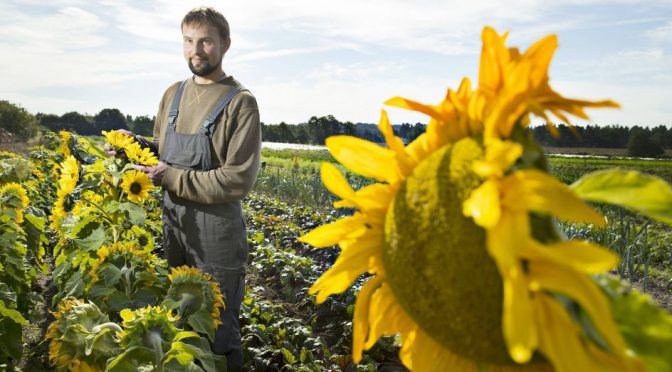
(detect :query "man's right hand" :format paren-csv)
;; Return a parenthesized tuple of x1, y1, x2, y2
(104, 129, 135, 157)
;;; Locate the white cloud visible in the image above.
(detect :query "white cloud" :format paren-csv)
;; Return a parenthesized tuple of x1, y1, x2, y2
(647, 21, 672, 42)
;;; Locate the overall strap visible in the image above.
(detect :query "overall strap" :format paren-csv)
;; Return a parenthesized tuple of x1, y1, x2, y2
(167, 79, 190, 129)
(200, 86, 248, 137)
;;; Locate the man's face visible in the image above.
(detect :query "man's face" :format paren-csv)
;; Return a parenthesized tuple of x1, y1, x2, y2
(182, 22, 230, 77)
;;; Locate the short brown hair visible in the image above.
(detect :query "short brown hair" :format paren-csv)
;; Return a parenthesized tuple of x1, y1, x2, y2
(181, 7, 230, 40)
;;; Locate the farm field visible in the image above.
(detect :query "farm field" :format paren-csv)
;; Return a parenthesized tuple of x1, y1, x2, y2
(1, 135, 671, 371)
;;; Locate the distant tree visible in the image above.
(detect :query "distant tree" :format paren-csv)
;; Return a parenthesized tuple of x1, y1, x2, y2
(0, 100, 38, 140)
(94, 108, 128, 134)
(410, 123, 426, 141)
(292, 125, 309, 144)
(627, 130, 664, 158)
(37, 113, 63, 132)
(276, 122, 295, 143)
(129, 115, 154, 136)
(61, 111, 94, 134)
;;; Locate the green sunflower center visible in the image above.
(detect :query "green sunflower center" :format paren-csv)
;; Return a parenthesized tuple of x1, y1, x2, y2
(383, 137, 514, 365)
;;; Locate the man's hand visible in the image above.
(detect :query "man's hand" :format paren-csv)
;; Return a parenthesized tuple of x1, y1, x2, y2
(133, 162, 168, 185)
(104, 129, 135, 157)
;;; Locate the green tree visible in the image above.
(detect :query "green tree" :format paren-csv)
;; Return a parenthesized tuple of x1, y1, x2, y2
(128, 115, 154, 136)
(627, 130, 664, 158)
(61, 111, 94, 134)
(94, 108, 128, 134)
(0, 100, 38, 140)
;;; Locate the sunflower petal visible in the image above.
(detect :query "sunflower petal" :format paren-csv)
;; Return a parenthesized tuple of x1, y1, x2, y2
(298, 214, 367, 248)
(308, 234, 381, 302)
(464, 180, 501, 228)
(352, 275, 384, 363)
(326, 136, 402, 183)
(520, 240, 619, 273)
(502, 169, 606, 226)
(385, 96, 444, 119)
(501, 262, 537, 363)
(321, 162, 355, 201)
(529, 261, 627, 355)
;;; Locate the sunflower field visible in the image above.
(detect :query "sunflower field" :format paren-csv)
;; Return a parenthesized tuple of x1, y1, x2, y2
(2, 26, 672, 372)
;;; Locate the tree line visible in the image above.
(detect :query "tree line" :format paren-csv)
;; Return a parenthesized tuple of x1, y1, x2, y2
(1, 100, 669, 157)
(0, 100, 154, 142)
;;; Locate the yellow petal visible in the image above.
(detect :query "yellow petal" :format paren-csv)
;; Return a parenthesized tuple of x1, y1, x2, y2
(352, 275, 384, 363)
(463, 179, 501, 228)
(308, 235, 379, 303)
(321, 162, 355, 201)
(501, 169, 606, 226)
(534, 294, 639, 372)
(486, 211, 530, 268)
(473, 139, 523, 178)
(377, 110, 407, 156)
(520, 239, 619, 273)
(298, 214, 367, 248)
(501, 262, 537, 364)
(384, 96, 444, 119)
(326, 136, 402, 183)
(529, 261, 627, 355)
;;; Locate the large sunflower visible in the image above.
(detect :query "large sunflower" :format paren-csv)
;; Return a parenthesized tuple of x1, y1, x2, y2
(299, 27, 644, 371)
(50, 156, 80, 233)
(120, 170, 153, 203)
(125, 142, 159, 166)
(163, 266, 226, 341)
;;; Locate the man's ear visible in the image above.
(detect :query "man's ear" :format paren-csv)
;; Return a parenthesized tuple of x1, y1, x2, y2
(222, 37, 231, 55)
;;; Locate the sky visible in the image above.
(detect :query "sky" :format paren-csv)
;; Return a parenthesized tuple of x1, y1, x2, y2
(1, 0, 671, 127)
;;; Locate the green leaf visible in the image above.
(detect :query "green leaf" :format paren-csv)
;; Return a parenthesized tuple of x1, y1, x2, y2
(0, 300, 28, 325)
(186, 309, 216, 342)
(0, 317, 24, 360)
(174, 331, 200, 342)
(571, 169, 672, 225)
(597, 275, 672, 372)
(118, 202, 146, 225)
(98, 263, 123, 287)
(74, 224, 106, 252)
(281, 347, 297, 364)
(106, 346, 141, 372)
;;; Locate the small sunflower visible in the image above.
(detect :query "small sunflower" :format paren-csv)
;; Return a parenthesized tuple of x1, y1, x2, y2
(162, 266, 226, 341)
(58, 130, 73, 157)
(122, 225, 156, 251)
(49, 156, 80, 233)
(102, 130, 135, 151)
(90, 241, 158, 283)
(299, 27, 643, 371)
(116, 305, 181, 350)
(120, 170, 153, 203)
(46, 297, 121, 372)
(0, 182, 29, 223)
(125, 142, 159, 166)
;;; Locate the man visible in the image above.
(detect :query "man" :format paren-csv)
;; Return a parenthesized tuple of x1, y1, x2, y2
(112, 7, 260, 371)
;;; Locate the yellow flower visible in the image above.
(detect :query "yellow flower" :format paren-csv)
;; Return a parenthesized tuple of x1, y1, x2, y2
(299, 27, 640, 371)
(49, 156, 80, 233)
(0, 182, 30, 224)
(125, 142, 159, 166)
(165, 266, 226, 331)
(0, 182, 29, 208)
(58, 130, 72, 157)
(102, 130, 135, 150)
(120, 170, 153, 203)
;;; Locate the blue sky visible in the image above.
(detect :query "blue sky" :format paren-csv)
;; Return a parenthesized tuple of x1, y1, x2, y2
(1, 0, 670, 127)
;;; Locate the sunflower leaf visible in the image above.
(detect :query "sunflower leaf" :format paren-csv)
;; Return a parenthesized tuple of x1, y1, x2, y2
(186, 308, 216, 342)
(570, 169, 672, 225)
(118, 202, 146, 225)
(597, 275, 672, 372)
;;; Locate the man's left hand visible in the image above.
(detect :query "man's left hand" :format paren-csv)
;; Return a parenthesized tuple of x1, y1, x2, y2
(133, 162, 168, 186)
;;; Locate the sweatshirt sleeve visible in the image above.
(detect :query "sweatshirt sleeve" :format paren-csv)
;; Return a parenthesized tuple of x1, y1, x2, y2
(161, 93, 261, 204)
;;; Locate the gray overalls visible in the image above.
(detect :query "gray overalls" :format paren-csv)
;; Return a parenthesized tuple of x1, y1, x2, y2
(160, 79, 248, 370)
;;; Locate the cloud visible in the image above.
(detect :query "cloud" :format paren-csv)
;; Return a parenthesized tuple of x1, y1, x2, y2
(0, 4, 107, 52)
(647, 20, 672, 42)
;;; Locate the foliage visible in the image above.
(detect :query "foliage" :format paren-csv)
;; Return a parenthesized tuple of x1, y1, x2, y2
(628, 129, 665, 158)
(0, 100, 38, 141)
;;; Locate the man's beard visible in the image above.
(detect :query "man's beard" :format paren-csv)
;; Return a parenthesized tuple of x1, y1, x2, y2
(188, 58, 221, 77)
